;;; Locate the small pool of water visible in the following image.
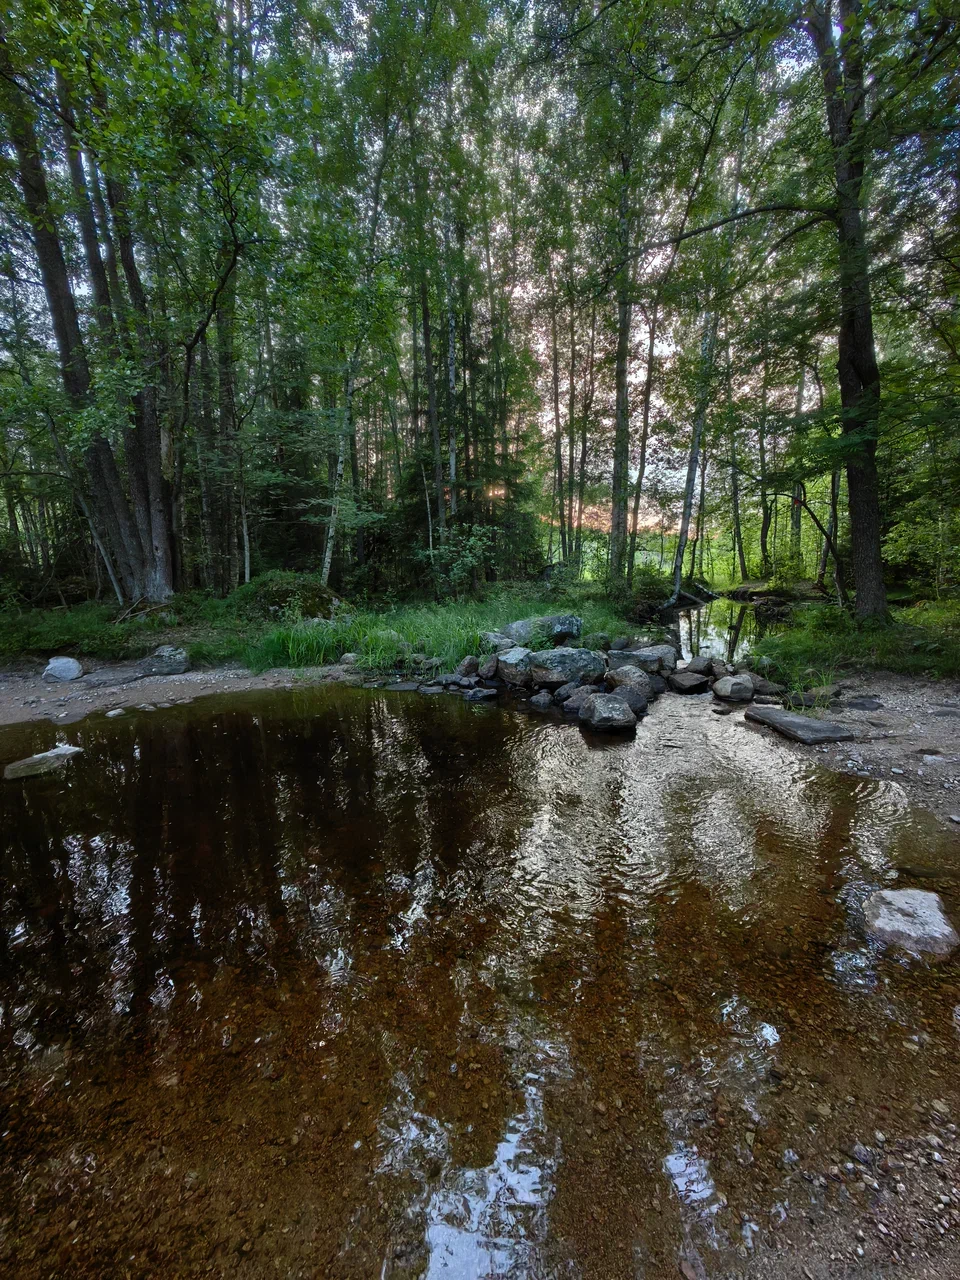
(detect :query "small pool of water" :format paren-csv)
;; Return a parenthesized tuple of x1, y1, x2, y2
(673, 600, 776, 664)
(1, 687, 958, 1277)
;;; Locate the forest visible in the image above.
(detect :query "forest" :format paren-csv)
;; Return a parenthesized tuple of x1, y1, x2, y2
(0, 0, 958, 662)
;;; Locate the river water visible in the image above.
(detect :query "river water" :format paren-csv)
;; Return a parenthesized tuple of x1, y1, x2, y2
(1, 685, 959, 1277)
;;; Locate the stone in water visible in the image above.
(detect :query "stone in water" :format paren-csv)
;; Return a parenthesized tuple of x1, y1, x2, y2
(4, 744, 83, 781)
(863, 889, 959, 959)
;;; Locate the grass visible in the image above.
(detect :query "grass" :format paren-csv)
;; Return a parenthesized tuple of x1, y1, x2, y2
(241, 592, 642, 674)
(0, 578, 645, 676)
(751, 599, 960, 687)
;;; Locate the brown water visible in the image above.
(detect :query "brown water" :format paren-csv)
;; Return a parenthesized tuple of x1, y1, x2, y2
(1, 686, 959, 1278)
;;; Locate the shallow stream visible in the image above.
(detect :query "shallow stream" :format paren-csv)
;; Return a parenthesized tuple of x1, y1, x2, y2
(1, 684, 959, 1277)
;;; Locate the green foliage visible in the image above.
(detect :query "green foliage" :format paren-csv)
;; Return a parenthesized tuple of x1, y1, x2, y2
(752, 602, 960, 683)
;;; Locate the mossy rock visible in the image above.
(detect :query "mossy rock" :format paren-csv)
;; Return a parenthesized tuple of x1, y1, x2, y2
(229, 572, 343, 621)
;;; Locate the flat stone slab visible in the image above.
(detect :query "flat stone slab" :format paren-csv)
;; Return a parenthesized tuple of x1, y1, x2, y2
(4, 744, 83, 780)
(846, 696, 884, 711)
(864, 888, 959, 958)
(745, 704, 856, 745)
(385, 681, 420, 692)
(82, 668, 143, 688)
(464, 687, 498, 702)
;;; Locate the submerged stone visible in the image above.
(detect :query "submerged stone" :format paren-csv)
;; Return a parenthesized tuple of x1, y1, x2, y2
(863, 889, 959, 959)
(745, 704, 855, 745)
(4, 743, 83, 781)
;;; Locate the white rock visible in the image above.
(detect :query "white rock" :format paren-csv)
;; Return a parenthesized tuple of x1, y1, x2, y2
(864, 889, 959, 959)
(4, 744, 83, 781)
(42, 656, 83, 682)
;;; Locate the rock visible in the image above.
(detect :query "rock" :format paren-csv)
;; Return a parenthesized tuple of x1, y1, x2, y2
(562, 685, 604, 713)
(608, 644, 678, 675)
(385, 681, 420, 692)
(753, 694, 783, 705)
(606, 665, 653, 698)
(456, 655, 479, 676)
(648, 674, 667, 695)
(464, 687, 498, 702)
(497, 646, 534, 686)
(710, 659, 731, 680)
(669, 671, 710, 694)
(808, 682, 843, 700)
(42, 656, 83, 682)
(138, 645, 189, 677)
(477, 654, 499, 679)
(528, 647, 606, 688)
(554, 681, 580, 703)
(529, 690, 554, 710)
(685, 654, 713, 675)
(581, 632, 611, 651)
(501, 614, 582, 646)
(418, 684, 445, 695)
(340, 652, 359, 665)
(4, 744, 83, 781)
(846, 696, 883, 711)
(578, 693, 637, 733)
(750, 675, 785, 695)
(82, 667, 144, 688)
(105, 708, 125, 718)
(610, 686, 647, 716)
(609, 637, 631, 651)
(479, 631, 514, 651)
(745, 704, 856, 744)
(863, 889, 959, 959)
(434, 673, 463, 687)
(713, 674, 754, 702)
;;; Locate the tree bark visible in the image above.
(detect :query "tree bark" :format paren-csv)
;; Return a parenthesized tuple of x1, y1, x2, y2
(807, 0, 888, 619)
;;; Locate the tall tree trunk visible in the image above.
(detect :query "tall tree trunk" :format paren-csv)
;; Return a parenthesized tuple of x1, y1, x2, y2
(548, 259, 568, 561)
(420, 274, 446, 534)
(807, 0, 888, 619)
(608, 167, 633, 583)
(666, 311, 718, 606)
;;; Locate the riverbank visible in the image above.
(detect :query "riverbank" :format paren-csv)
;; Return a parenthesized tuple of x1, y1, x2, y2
(3, 651, 960, 836)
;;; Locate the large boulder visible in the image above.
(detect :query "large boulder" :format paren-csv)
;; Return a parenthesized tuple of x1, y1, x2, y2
(480, 631, 514, 651)
(562, 685, 603, 714)
(477, 653, 499, 679)
(528, 647, 605, 688)
(669, 670, 710, 694)
(138, 645, 189, 677)
(42, 656, 83, 683)
(607, 644, 678, 675)
(713, 674, 754, 702)
(497, 646, 535, 687)
(605, 665, 653, 699)
(609, 686, 647, 717)
(578, 693, 637, 733)
(685, 654, 713, 675)
(745, 704, 856, 745)
(864, 889, 959, 959)
(456, 655, 479, 676)
(4, 743, 83, 781)
(501, 614, 582, 646)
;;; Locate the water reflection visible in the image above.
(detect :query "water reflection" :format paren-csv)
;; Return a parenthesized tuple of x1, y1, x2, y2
(674, 601, 773, 663)
(0, 686, 959, 1278)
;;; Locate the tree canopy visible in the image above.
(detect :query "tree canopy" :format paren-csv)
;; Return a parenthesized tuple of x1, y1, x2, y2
(1, 0, 957, 617)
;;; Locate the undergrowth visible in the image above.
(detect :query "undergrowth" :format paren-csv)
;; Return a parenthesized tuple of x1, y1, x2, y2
(752, 600, 960, 685)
